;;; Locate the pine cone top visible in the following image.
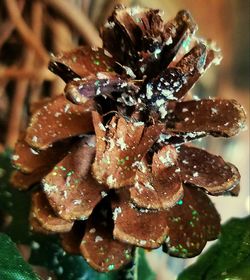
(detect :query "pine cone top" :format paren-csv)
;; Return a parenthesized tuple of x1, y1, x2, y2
(49, 7, 224, 121)
(12, 6, 246, 272)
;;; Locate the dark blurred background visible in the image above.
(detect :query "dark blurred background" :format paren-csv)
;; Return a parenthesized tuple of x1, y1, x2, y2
(0, 1, 249, 279)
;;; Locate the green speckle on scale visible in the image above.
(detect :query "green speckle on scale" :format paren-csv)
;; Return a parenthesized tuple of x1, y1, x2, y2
(177, 199, 183, 205)
(108, 264, 115, 271)
(93, 60, 100, 65)
(66, 171, 74, 177)
(117, 158, 125, 165)
(189, 221, 195, 227)
(124, 250, 131, 259)
(192, 210, 198, 216)
(60, 166, 67, 171)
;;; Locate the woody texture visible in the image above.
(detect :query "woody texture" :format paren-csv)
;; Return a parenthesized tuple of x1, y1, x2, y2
(12, 6, 246, 272)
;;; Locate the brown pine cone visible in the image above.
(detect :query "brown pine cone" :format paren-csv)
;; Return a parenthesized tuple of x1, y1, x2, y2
(11, 6, 246, 272)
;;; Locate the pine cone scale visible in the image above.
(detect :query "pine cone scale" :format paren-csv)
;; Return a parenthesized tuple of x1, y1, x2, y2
(163, 185, 220, 258)
(43, 138, 105, 221)
(25, 95, 94, 150)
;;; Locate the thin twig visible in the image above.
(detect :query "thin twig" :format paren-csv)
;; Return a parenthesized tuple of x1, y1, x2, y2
(5, 0, 53, 147)
(0, 0, 25, 48)
(0, 21, 15, 48)
(5, 53, 33, 148)
(29, 0, 46, 103)
(4, 0, 49, 63)
(95, 0, 119, 27)
(46, 15, 75, 51)
(89, 0, 104, 24)
(42, 0, 102, 47)
(81, 0, 92, 16)
(48, 15, 74, 96)
(0, 67, 54, 81)
(95, 0, 132, 27)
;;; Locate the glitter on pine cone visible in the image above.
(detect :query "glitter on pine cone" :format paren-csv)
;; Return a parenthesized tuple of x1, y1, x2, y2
(11, 6, 246, 272)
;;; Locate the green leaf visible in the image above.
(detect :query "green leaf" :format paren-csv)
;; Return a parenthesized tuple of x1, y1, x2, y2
(0, 150, 31, 243)
(0, 233, 39, 280)
(0, 151, 156, 280)
(130, 248, 156, 280)
(178, 216, 250, 280)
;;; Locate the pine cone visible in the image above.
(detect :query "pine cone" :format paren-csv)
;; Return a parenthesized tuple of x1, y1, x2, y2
(12, 6, 246, 272)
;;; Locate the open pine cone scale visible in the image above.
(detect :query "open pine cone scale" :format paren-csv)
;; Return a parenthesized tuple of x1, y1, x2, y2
(11, 6, 246, 272)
